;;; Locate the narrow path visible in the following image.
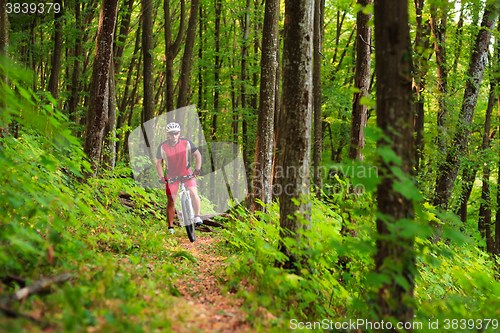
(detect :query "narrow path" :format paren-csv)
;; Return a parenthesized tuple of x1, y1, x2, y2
(167, 233, 253, 333)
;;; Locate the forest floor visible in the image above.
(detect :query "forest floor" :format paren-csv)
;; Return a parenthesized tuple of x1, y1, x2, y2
(166, 233, 253, 333)
(165, 230, 277, 333)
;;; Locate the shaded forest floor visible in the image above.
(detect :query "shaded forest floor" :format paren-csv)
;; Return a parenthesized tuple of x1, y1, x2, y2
(166, 233, 253, 333)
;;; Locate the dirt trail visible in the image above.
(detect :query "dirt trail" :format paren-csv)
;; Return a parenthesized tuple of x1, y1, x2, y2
(167, 233, 253, 333)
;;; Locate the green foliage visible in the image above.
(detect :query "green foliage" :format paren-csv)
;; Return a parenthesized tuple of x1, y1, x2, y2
(0, 59, 184, 331)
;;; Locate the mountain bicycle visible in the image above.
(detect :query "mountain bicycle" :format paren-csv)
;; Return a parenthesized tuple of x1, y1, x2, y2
(166, 174, 196, 242)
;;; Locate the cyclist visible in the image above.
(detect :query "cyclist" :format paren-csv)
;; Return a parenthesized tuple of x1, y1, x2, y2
(155, 122, 203, 234)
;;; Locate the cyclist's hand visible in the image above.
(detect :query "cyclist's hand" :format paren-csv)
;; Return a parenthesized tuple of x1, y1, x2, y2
(193, 169, 200, 177)
(158, 177, 166, 184)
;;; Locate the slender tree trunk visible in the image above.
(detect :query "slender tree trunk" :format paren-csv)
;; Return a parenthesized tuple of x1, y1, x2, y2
(103, 59, 117, 170)
(276, 0, 313, 273)
(83, 0, 119, 177)
(430, 1, 449, 155)
(48, 0, 64, 102)
(348, 0, 371, 162)
(114, 0, 134, 75)
(413, 0, 431, 173)
(177, 0, 199, 108)
(433, 5, 498, 216)
(373, 0, 415, 323)
(252, 0, 279, 213)
(456, 164, 478, 223)
(68, 2, 82, 125)
(198, 4, 204, 110)
(0, 0, 7, 136)
(212, 0, 222, 140)
(479, 85, 495, 253)
(142, 0, 155, 122)
(312, 0, 325, 198)
(451, 1, 464, 75)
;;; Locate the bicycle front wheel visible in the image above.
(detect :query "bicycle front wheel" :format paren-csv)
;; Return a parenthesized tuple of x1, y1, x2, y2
(181, 194, 196, 242)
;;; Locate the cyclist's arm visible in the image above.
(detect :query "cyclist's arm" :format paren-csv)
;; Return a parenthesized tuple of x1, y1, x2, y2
(192, 150, 202, 171)
(155, 159, 164, 179)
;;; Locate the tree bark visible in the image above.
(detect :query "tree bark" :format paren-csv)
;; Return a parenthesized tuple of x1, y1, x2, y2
(142, 0, 155, 122)
(252, 0, 279, 213)
(456, 164, 478, 223)
(479, 84, 495, 253)
(68, 1, 82, 124)
(164, 0, 185, 112)
(312, 0, 324, 198)
(433, 5, 498, 215)
(348, 0, 371, 162)
(373, 0, 415, 323)
(83, 0, 119, 177)
(212, 0, 222, 141)
(103, 59, 117, 170)
(430, 0, 449, 155)
(413, 0, 431, 173)
(48, 0, 64, 102)
(114, 0, 134, 75)
(0, 0, 8, 134)
(177, 0, 199, 108)
(276, 0, 313, 272)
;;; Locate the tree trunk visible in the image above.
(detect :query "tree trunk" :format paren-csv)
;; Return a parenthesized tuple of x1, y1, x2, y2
(0, 0, 8, 134)
(142, 0, 155, 122)
(68, 1, 82, 125)
(433, 5, 498, 216)
(430, 1, 449, 155)
(413, 0, 431, 173)
(0, 0, 7, 60)
(479, 85, 495, 253)
(103, 59, 117, 170)
(114, 0, 134, 75)
(212, 0, 222, 140)
(373, 0, 415, 323)
(48, 0, 64, 102)
(312, 0, 325, 198)
(165, 0, 186, 112)
(456, 164, 478, 223)
(252, 0, 279, 213)
(348, 0, 371, 162)
(83, 0, 119, 177)
(276, 0, 313, 272)
(177, 0, 199, 108)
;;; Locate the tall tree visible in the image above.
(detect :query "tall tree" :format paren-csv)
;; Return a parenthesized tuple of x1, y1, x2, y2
(177, 0, 199, 108)
(478, 80, 495, 253)
(47, 0, 64, 101)
(312, 0, 324, 198)
(212, 0, 222, 140)
(430, 0, 449, 155)
(373, 0, 415, 323)
(142, 0, 155, 122)
(83, 0, 120, 177)
(348, 0, 371, 162)
(433, 4, 499, 214)
(164, 0, 185, 112)
(0, 0, 7, 135)
(252, 0, 280, 213)
(413, 0, 431, 173)
(276, 0, 314, 272)
(67, 1, 82, 124)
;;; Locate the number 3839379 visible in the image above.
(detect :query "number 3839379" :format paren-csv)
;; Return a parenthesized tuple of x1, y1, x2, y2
(6, 3, 61, 14)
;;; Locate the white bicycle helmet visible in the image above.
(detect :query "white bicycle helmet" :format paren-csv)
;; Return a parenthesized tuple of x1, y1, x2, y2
(166, 122, 181, 132)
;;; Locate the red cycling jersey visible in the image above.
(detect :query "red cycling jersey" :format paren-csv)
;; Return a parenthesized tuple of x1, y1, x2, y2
(156, 138, 198, 179)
